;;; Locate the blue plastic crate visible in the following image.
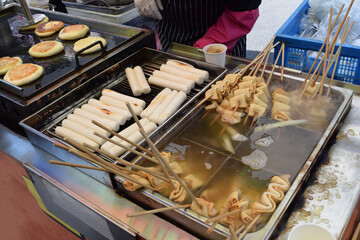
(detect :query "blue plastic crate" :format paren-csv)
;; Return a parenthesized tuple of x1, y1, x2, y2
(274, 0, 360, 85)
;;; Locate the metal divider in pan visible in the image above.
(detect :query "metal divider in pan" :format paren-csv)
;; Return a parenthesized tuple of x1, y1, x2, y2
(113, 69, 353, 239)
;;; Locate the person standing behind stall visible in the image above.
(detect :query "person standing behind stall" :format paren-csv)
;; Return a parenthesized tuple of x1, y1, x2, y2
(134, 0, 261, 57)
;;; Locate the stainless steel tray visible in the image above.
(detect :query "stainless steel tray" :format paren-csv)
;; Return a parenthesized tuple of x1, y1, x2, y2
(20, 47, 227, 188)
(114, 71, 353, 239)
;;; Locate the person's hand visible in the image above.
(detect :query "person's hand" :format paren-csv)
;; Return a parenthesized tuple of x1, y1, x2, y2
(134, 0, 163, 20)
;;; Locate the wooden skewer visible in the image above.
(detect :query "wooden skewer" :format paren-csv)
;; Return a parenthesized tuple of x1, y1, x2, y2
(207, 207, 227, 234)
(201, 110, 211, 120)
(92, 120, 155, 157)
(261, 44, 274, 78)
(49, 160, 107, 172)
(210, 113, 221, 126)
(62, 149, 145, 180)
(238, 214, 261, 240)
(83, 143, 172, 183)
(249, 38, 277, 76)
(251, 49, 268, 77)
(206, 208, 243, 224)
(126, 102, 202, 208)
(140, 126, 201, 207)
(301, 4, 345, 89)
(229, 225, 238, 240)
(300, 59, 324, 97)
(327, 20, 354, 96)
(54, 142, 97, 163)
(314, 0, 355, 92)
(225, 225, 245, 240)
(54, 142, 71, 151)
(196, 96, 211, 108)
(219, 102, 240, 137)
(219, 123, 228, 137)
(94, 132, 159, 164)
(266, 43, 284, 86)
(250, 112, 258, 128)
(318, 8, 333, 98)
(239, 48, 269, 76)
(125, 102, 176, 190)
(280, 43, 285, 82)
(126, 204, 191, 218)
(243, 112, 249, 126)
(258, 36, 277, 78)
(309, 58, 325, 87)
(62, 138, 157, 191)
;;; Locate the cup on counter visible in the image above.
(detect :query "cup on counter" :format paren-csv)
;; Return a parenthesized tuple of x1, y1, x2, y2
(203, 43, 227, 67)
(288, 224, 336, 240)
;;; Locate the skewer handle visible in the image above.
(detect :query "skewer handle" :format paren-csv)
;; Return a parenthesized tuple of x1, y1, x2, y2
(49, 160, 106, 172)
(127, 204, 191, 218)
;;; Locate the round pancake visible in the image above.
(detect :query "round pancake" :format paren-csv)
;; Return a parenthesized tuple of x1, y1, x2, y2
(59, 24, 90, 40)
(19, 16, 49, 31)
(4, 63, 43, 86)
(73, 37, 107, 54)
(0, 57, 22, 75)
(35, 21, 64, 37)
(29, 41, 64, 58)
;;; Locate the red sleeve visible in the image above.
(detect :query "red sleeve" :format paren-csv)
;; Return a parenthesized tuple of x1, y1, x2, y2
(193, 7, 259, 54)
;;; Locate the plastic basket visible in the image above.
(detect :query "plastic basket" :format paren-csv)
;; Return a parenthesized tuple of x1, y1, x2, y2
(274, 0, 360, 85)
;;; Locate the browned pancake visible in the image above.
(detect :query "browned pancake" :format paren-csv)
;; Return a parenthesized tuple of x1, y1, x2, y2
(63, 24, 86, 33)
(4, 63, 43, 86)
(0, 57, 22, 75)
(59, 24, 90, 40)
(32, 41, 56, 52)
(28, 41, 64, 58)
(8, 64, 38, 80)
(35, 21, 64, 37)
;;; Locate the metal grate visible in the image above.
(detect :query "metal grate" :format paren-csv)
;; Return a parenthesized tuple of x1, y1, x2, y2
(44, 55, 218, 163)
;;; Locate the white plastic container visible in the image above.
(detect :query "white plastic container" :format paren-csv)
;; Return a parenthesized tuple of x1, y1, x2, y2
(288, 224, 336, 240)
(203, 43, 227, 67)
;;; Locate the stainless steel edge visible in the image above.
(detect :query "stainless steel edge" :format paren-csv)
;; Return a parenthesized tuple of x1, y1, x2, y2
(24, 162, 138, 240)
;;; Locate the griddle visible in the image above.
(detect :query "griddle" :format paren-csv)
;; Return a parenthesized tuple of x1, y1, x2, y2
(0, 8, 133, 98)
(0, 5, 155, 134)
(20, 47, 227, 187)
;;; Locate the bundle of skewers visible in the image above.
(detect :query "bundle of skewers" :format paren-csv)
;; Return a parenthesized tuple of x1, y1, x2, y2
(300, 1, 355, 99)
(199, 37, 283, 136)
(199, 0, 355, 138)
